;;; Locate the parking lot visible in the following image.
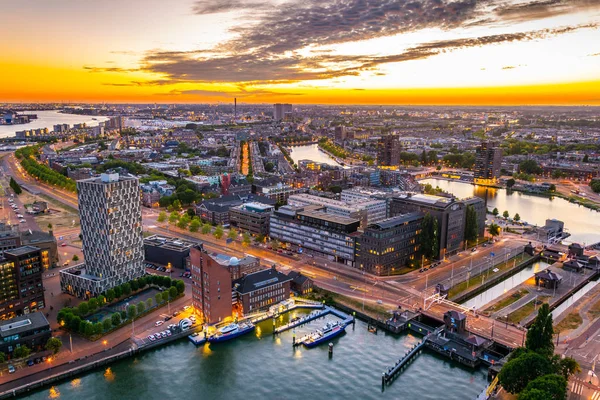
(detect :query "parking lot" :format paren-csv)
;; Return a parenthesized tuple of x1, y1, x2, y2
(132, 305, 200, 346)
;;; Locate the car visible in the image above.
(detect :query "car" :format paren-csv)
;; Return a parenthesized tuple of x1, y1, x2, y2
(471, 247, 477, 252)
(160, 332, 167, 338)
(173, 311, 180, 316)
(482, 243, 488, 247)
(16, 214, 23, 218)
(183, 305, 190, 311)
(189, 316, 196, 322)
(8, 365, 15, 374)
(148, 334, 156, 341)
(166, 330, 172, 337)
(27, 360, 34, 367)
(423, 267, 428, 271)
(19, 219, 26, 223)
(61, 243, 67, 247)
(419, 268, 424, 273)
(155, 321, 164, 327)
(168, 324, 176, 330)
(34, 358, 41, 364)
(164, 316, 172, 321)
(376, 300, 383, 304)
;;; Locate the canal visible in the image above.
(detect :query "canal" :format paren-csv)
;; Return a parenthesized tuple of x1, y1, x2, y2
(462, 261, 550, 310)
(22, 313, 488, 400)
(421, 178, 600, 245)
(289, 144, 340, 167)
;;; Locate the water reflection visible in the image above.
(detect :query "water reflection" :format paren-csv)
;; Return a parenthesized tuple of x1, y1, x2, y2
(422, 178, 600, 244)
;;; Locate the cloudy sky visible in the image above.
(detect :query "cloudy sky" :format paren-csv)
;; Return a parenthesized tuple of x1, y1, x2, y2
(2, 0, 600, 104)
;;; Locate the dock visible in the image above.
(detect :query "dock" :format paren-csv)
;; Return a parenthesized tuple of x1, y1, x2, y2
(276, 305, 354, 334)
(249, 299, 324, 325)
(382, 338, 428, 385)
(188, 331, 207, 345)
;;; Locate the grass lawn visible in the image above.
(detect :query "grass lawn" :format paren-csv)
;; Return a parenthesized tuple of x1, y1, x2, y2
(506, 296, 549, 324)
(554, 312, 583, 333)
(587, 299, 600, 320)
(307, 287, 391, 320)
(448, 253, 532, 298)
(485, 289, 529, 314)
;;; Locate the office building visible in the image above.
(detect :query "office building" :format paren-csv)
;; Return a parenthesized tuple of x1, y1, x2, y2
(0, 223, 58, 269)
(144, 235, 196, 269)
(0, 246, 45, 320)
(474, 141, 502, 184)
(273, 103, 292, 121)
(390, 193, 466, 258)
(355, 213, 423, 275)
(229, 202, 274, 236)
(378, 135, 401, 167)
(233, 268, 292, 313)
(190, 246, 234, 324)
(60, 173, 144, 298)
(0, 312, 51, 355)
(334, 126, 347, 141)
(288, 193, 387, 228)
(269, 205, 360, 265)
(463, 197, 487, 239)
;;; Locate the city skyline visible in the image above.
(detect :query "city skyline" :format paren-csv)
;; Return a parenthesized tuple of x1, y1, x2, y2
(2, 0, 600, 105)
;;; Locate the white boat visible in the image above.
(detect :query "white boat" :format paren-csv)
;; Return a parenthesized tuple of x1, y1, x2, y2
(218, 323, 239, 335)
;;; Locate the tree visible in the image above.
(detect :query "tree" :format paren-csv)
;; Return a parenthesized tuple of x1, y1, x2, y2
(228, 228, 238, 239)
(169, 211, 180, 224)
(177, 214, 190, 229)
(77, 301, 89, 316)
(175, 280, 185, 294)
(94, 322, 104, 335)
(518, 388, 552, 400)
(189, 218, 201, 232)
(122, 283, 132, 296)
(156, 292, 164, 304)
(137, 302, 145, 314)
(9, 177, 22, 195)
(526, 303, 554, 356)
(161, 291, 170, 303)
(0, 352, 5, 363)
(583, 154, 589, 163)
(265, 162, 274, 172)
(548, 184, 556, 192)
(127, 304, 137, 320)
(111, 313, 122, 327)
(103, 318, 112, 332)
(146, 298, 153, 309)
(88, 298, 98, 312)
(507, 178, 516, 188)
(172, 199, 182, 211)
(551, 169, 564, 179)
(554, 356, 581, 379)
(519, 374, 567, 400)
(84, 322, 95, 337)
(13, 345, 31, 359)
(214, 225, 224, 239)
(169, 286, 178, 299)
(242, 232, 251, 247)
(503, 210, 510, 219)
(419, 213, 439, 259)
(492, 207, 499, 216)
(498, 351, 553, 393)
(106, 289, 115, 302)
(69, 316, 82, 332)
(201, 223, 212, 234)
(514, 213, 521, 222)
(130, 279, 139, 292)
(45, 337, 63, 354)
(520, 160, 542, 175)
(488, 223, 501, 238)
(157, 211, 167, 223)
(328, 185, 342, 194)
(72, 254, 79, 262)
(464, 205, 478, 244)
(114, 285, 123, 298)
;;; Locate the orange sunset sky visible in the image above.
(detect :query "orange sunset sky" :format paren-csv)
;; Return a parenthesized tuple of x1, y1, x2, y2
(2, 0, 600, 105)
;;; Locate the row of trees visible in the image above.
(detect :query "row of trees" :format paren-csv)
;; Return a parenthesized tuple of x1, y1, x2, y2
(318, 138, 349, 158)
(591, 180, 600, 193)
(498, 304, 580, 399)
(158, 211, 254, 246)
(57, 275, 185, 338)
(491, 208, 521, 221)
(9, 177, 22, 195)
(16, 146, 77, 192)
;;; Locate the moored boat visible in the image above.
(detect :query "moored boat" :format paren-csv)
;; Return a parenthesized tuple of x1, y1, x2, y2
(208, 322, 255, 343)
(302, 321, 347, 348)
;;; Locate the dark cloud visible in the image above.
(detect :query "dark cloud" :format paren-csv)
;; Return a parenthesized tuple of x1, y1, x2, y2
(192, 0, 272, 14)
(84, 66, 139, 73)
(164, 88, 304, 97)
(492, 0, 600, 23)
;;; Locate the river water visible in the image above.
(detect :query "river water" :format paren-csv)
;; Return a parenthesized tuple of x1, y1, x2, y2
(0, 111, 109, 138)
(421, 178, 600, 245)
(23, 313, 487, 400)
(289, 144, 341, 166)
(463, 261, 550, 310)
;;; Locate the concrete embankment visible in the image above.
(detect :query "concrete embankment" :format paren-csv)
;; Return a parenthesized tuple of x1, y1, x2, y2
(451, 254, 540, 305)
(0, 327, 202, 399)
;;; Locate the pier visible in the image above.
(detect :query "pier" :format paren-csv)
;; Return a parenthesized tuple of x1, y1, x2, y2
(276, 305, 354, 334)
(382, 339, 427, 385)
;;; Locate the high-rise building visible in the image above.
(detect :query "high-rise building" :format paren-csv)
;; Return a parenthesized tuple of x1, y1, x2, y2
(474, 141, 503, 184)
(0, 246, 45, 320)
(60, 173, 144, 298)
(334, 126, 347, 141)
(378, 135, 401, 167)
(273, 103, 292, 121)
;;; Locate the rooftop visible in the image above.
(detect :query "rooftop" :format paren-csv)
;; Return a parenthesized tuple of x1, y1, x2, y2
(233, 268, 292, 294)
(367, 212, 424, 230)
(144, 235, 197, 251)
(0, 312, 50, 338)
(4, 245, 40, 257)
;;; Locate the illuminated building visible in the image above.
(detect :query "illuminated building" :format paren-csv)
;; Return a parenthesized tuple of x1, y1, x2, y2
(474, 141, 502, 185)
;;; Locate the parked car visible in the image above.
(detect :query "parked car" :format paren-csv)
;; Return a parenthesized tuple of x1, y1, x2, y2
(164, 316, 172, 321)
(155, 321, 164, 327)
(27, 360, 34, 367)
(148, 334, 156, 341)
(166, 330, 172, 337)
(183, 306, 190, 311)
(471, 247, 477, 252)
(173, 311, 180, 316)
(61, 243, 67, 247)
(8, 365, 15, 374)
